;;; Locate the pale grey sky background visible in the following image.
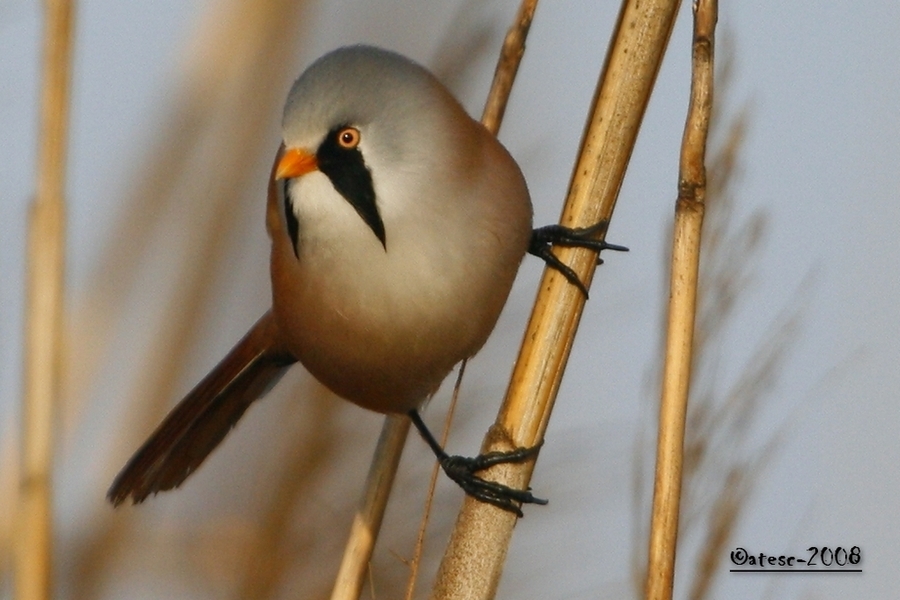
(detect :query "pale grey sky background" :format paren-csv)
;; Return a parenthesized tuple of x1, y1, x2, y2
(2, 1, 898, 598)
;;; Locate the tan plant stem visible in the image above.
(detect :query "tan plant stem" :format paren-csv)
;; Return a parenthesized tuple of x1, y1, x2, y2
(431, 0, 682, 598)
(644, 1, 716, 599)
(404, 362, 467, 600)
(481, 0, 539, 132)
(330, 415, 410, 600)
(17, 1, 75, 599)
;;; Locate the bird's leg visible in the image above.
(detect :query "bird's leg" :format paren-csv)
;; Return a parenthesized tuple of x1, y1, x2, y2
(407, 410, 547, 517)
(529, 220, 628, 297)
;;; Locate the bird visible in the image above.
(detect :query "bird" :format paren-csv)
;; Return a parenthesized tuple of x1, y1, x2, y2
(107, 45, 625, 516)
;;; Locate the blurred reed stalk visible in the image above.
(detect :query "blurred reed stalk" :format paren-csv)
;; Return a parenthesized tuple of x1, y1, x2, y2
(67, 1, 312, 597)
(644, 1, 717, 599)
(431, 0, 682, 598)
(17, 1, 75, 599)
(328, 2, 540, 598)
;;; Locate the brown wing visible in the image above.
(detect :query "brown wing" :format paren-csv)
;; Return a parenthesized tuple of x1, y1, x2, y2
(107, 311, 296, 506)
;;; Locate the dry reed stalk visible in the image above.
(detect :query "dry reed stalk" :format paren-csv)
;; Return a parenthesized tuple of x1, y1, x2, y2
(17, 1, 75, 599)
(405, 362, 467, 600)
(480, 0, 539, 133)
(330, 415, 411, 600)
(644, 1, 716, 599)
(431, 0, 682, 598)
(332, 2, 540, 597)
(630, 53, 798, 598)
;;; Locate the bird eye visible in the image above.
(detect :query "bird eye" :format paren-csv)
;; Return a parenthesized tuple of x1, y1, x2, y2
(336, 127, 360, 149)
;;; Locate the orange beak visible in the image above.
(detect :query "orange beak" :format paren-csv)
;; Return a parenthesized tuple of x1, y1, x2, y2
(276, 147, 318, 179)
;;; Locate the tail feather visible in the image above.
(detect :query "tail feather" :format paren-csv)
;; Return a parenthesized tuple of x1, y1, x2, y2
(108, 311, 296, 506)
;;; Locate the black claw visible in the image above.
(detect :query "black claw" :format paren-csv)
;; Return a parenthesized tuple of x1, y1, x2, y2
(440, 444, 547, 517)
(408, 410, 547, 517)
(529, 221, 628, 297)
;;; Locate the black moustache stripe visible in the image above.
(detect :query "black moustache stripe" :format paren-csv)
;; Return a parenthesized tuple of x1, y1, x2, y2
(282, 179, 301, 259)
(316, 127, 386, 248)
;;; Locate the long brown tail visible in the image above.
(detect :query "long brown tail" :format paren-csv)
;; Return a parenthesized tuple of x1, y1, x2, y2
(108, 311, 296, 506)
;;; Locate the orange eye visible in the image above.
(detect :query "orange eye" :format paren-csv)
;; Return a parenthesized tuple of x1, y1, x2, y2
(337, 127, 360, 149)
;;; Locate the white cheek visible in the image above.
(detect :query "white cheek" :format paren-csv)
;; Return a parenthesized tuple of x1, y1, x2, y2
(365, 148, 432, 223)
(288, 173, 381, 251)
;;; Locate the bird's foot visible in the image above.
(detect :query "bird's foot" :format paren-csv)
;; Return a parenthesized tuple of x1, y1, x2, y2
(408, 409, 546, 517)
(439, 444, 547, 518)
(529, 221, 628, 297)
